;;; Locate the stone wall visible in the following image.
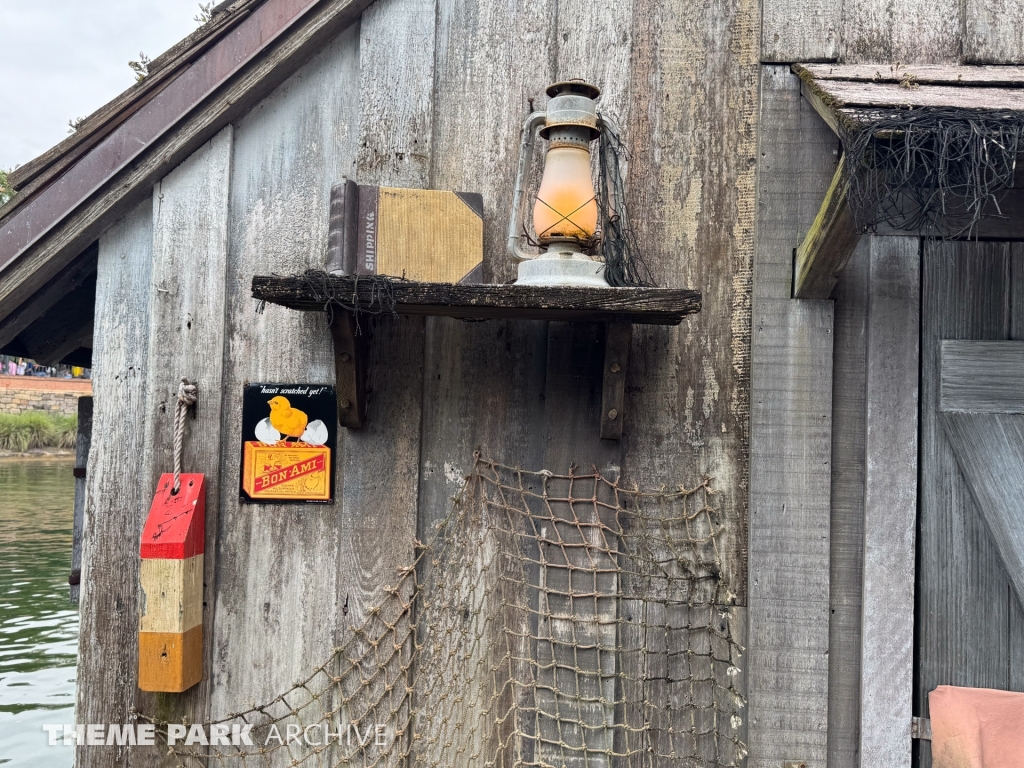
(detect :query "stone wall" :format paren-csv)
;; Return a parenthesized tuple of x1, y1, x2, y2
(0, 375, 92, 416)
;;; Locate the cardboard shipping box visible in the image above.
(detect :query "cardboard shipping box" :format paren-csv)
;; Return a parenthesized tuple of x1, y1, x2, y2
(329, 182, 484, 284)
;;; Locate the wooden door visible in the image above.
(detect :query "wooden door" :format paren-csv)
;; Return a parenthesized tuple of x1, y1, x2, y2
(916, 241, 1024, 767)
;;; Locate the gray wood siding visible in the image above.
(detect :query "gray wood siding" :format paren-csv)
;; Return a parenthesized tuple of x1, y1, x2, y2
(859, 236, 919, 768)
(136, 126, 234, 765)
(210, 25, 361, 728)
(748, 66, 838, 768)
(915, 241, 1024, 768)
(826, 240, 868, 768)
(763, 0, 1024, 63)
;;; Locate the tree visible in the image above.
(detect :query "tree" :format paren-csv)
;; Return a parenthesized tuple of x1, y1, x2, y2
(0, 169, 13, 207)
(195, 2, 216, 25)
(128, 52, 151, 83)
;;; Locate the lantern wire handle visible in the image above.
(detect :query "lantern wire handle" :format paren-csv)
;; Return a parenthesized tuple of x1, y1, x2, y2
(508, 112, 548, 263)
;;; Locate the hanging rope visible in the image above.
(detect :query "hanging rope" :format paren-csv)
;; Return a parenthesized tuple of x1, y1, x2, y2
(172, 378, 198, 494)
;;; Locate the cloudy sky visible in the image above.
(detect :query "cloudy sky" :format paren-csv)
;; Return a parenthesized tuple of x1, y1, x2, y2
(1, 1, 204, 170)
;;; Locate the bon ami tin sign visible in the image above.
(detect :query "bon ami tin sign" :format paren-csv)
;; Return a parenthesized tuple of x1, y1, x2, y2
(239, 384, 336, 504)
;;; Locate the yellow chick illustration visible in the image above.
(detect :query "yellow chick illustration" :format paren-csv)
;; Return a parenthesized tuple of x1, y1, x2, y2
(267, 396, 309, 441)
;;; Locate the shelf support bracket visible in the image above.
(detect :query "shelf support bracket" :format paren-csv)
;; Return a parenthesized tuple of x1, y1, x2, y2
(601, 322, 632, 440)
(331, 312, 367, 429)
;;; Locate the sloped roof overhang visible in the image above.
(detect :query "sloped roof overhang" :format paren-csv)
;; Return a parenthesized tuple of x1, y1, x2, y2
(0, 0, 371, 328)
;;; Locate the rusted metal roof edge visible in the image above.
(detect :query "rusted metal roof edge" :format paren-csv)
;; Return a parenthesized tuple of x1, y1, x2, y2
(0, 0, 373, 326)
(0, 0, 332, 278)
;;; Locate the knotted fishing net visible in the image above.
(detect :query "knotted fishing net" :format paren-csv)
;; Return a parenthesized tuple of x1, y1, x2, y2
(151, 455, 745, 767)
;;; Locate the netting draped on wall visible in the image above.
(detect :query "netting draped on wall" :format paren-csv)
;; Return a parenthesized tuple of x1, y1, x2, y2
(150, 455, 745, 767)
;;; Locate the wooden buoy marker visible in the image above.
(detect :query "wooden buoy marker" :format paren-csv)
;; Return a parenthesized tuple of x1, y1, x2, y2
(138, 473, 205, 693)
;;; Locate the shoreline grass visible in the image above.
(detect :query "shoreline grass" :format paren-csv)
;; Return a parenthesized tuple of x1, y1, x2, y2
(0, 412, 77, 452)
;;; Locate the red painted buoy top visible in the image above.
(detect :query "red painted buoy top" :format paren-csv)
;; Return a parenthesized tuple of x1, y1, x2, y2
(140, 473, 206, 560)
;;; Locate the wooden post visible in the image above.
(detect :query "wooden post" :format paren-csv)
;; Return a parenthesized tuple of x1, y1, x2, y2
(749, 66, 837, 768)
(70, 395, 92, 604)
(859, 236, 920, 768)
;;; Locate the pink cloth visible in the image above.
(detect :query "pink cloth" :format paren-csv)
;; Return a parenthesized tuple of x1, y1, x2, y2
(930, 685, 1024, 768)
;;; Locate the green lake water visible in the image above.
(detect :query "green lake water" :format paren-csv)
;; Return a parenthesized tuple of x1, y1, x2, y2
(0, 459, 77, 767)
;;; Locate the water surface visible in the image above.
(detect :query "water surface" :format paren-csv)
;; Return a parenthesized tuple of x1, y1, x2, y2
(0, 459, 77, 767)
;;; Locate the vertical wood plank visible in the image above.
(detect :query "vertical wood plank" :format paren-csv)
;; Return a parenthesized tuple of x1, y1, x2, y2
(209, 28, 361, 738)
(964, 0, 1024, 64)
(1010, 244, 1024, 692)
(70, 395, 93, 604)
(618, 0, 759, 754)
(915, 240, 1017, 768)
(840, 0, 961, 64)
(540, 16, 635, 767)
(859, 235, 920, 768)
(417, 0, 556, 762)
(623, 0, 760, 622)
(356, 0, 436, 188)
(827, 240, 868, 768)
(76, 199, 153, 768)
(342, 1, 437, 763)
(761, 0, 839, 64)
(748, 65, 837, 768)
(132, 126, 233, 763)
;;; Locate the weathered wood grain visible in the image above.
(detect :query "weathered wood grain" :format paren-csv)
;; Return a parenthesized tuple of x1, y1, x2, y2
(536, 321, 623, 768)
(618, 2, 757, 762)
(356, 0, 435, 188)
(941, 412, 1024, 606)
(622, 0, 758, 604)
(209, 28, 361, 751)
(134, 126, 232, 763)
(964, 0, 1024, 64)
(761, 0, 838, 64)
(70, 395, 93, 604)
(826, 241, 868, 768)
(748, 66, 837, 768)
(252, 275, 702, 324)
(797, 63, 1024, 85)
(418, 0, 555, 760)
(840, 0, 961, 64)
(794, 157, 861, 299)
(76, 198, 153, 768)
(814, 80, 1024, 110)
(340, 2, 435, 763)
(860, 236, 920, 768)
(916, 241, 1023, 768)
(940, 341, 1024, 412)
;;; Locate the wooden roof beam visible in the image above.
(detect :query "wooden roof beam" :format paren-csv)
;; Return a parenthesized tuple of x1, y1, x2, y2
(794, 156, 861, 299)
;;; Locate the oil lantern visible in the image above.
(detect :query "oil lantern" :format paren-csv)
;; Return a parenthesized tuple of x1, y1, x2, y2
(508, 81, 611, 287)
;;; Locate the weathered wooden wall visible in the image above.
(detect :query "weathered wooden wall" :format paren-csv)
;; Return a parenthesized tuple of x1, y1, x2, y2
(77, 0, 758, 763)
(762, 0, 1024, 63)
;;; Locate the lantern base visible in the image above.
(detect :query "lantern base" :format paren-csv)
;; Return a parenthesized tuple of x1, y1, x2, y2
(515, 256, 609, 288)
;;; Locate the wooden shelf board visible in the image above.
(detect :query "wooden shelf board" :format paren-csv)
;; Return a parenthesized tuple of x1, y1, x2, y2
(252, 274, 702, 326)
